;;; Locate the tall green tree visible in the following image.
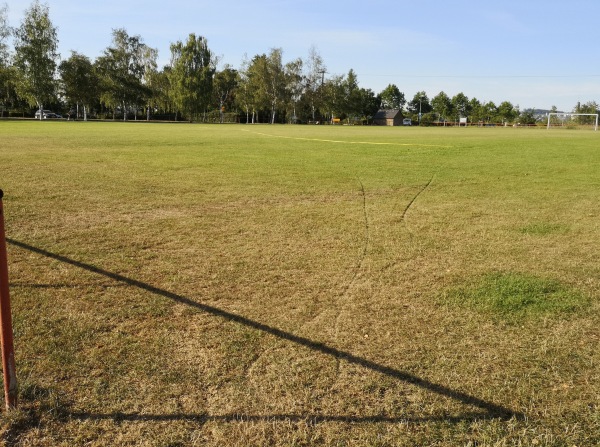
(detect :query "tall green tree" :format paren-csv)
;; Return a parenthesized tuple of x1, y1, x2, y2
(451, 92, 471, 120)
(407, 91, 432, 124)
(468, 97, 483, 122)
(0, 3, 12, 116)
(59, 51, 98, 120)
(379, 84, 405, 110)
(357, 87, 380, 122)
(573, 101, 599, 125)
(245, 48, 289, 124)
(481, 101, 498, 123)
(95, 28, 155, 120)
(13, 0, 59, 119)
(146, 66, 173, 119)
(285, 57, 303, 123)
(236, 55, 256, 123)
(518, 108, 537, 125)
(343, 68, 361, 120)
(140, 45, 158, 120)
(213, 65, 238, 123)
(169, 33, 214, 121)
(303, 46, 326, 121)
(432, 91, 453, 124)
(263, 48, 285, 124)
(0, 3, 9, 66)
(497, 101, 518, 124)
(246, 54, 271, 122)
(321, 74, 345, 122)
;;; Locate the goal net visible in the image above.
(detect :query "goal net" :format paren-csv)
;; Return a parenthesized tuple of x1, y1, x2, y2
(547, 113, 598, 131)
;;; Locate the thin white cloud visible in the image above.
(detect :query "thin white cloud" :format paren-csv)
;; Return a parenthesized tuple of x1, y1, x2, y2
(292, 26, 449, 52)
(480, 10, 532, 34)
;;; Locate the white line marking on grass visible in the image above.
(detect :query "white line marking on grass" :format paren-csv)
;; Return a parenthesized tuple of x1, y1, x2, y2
(239, 129, 452, 148)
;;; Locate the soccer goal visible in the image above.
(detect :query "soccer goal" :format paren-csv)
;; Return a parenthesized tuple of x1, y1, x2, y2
(547, 113, 598, 131)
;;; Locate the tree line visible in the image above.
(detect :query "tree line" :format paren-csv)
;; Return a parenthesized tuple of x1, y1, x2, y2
(1, 1, 598, 125)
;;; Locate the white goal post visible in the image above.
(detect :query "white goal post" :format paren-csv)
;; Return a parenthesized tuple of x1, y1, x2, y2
(547, 113, 598, 131)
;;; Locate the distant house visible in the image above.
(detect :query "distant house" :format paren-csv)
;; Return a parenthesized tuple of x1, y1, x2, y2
(373, 109, 403, 126)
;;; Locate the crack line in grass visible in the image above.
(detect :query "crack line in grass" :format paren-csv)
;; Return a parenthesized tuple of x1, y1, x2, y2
(8, 238, 522, 421)
(381, 173, 437, 274)
(338, 177, 370, 298)
(400, 173, 436, 223)
(239, 129, 453, 148)
(333, 177, 370, 376)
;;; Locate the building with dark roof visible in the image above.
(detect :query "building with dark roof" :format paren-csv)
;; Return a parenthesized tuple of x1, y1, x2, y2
(373, 109, 404, 126)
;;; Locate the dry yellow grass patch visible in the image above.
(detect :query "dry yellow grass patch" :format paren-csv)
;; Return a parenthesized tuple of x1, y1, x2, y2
(0, 122, 598, 445)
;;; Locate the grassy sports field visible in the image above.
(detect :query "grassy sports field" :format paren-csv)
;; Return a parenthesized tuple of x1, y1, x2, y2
(0, 121, 599, 445)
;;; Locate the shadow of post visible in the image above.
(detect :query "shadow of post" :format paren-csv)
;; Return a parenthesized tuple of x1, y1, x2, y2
(7, 238, 523, 422)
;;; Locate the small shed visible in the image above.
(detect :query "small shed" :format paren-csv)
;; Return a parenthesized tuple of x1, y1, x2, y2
(373, 109, 403, 126)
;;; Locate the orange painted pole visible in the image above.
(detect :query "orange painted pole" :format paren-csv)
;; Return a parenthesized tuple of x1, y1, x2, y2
(0, 190, 17, 409)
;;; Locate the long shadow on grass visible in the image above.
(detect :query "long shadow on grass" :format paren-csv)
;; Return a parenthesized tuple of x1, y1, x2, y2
(8, 238, 523, 422)
(66, 410, 500, 425)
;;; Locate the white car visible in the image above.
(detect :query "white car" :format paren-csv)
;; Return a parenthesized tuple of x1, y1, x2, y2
(34, 110, 61, 119)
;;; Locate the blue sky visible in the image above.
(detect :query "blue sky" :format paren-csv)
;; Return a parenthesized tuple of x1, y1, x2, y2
(5, 0, 600, 111)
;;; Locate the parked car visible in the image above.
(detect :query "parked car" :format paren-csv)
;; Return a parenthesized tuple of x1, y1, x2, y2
(34, 109, 61, 119)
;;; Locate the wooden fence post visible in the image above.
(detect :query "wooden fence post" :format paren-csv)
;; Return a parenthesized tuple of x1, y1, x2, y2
(0, 190, 17, 409)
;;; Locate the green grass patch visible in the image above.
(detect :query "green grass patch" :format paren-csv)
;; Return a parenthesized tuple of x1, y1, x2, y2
(520, 222, 570, 235)
(443, 272, 589, 322)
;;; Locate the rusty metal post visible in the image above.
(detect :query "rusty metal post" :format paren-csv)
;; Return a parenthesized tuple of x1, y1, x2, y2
(0, 190, 17, 409)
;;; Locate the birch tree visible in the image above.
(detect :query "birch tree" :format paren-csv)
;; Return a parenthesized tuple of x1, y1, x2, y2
(321, 74, 344, 122)
(95, 28, 155, 120)
(432, 91, 453, 124)
(304, 46, 326, 121)
(245, 48, 288, 124)
(0, 3, 9, 66)
(13, 0, 59, 119)
(169, 33, 214, 121)
(213, 65, 238, 123)
(285, 57, 302, 123)
(236, 55, 256, 123)
(59, 51, 97, 120)
(0, 3, 11, 116)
